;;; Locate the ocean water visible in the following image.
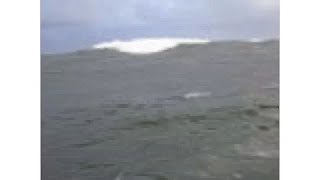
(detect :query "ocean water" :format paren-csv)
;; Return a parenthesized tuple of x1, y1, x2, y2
(42, 40, 279, 180)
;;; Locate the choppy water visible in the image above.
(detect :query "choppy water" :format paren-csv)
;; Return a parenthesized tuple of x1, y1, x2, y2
(42, 40, 279, 180)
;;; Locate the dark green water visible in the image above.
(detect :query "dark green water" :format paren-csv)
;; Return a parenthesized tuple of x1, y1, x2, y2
(42, 41, 279, 180)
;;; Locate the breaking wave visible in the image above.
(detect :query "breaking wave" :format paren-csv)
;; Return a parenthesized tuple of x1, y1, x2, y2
(92, 38, 210, 54)
(183, 91, 212, 99)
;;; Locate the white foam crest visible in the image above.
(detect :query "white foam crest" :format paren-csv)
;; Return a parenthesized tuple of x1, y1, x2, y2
(183, 91, 212, 99)
(246, 38, 269, 43)
(92, 38, 210, 54)
(248, 38, 264, 42)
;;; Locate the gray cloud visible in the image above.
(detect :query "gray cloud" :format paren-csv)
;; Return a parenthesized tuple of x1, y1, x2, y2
(41, 0, 279, 26)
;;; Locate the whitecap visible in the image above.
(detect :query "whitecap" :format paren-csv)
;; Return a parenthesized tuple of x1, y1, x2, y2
(246, 38, 266, 43)
(183, 91, 212, 99)
(92, 38, 210, 54)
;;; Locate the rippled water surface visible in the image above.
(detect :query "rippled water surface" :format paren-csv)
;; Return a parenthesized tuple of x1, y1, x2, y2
(42, 41, 279, 180)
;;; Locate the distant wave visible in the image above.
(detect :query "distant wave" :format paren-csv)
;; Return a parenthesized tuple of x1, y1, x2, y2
(92, 38, 210, 54)
(243, 38, 271, 43)
(183, 91, 212, 99)
(247, 38, 265, 43)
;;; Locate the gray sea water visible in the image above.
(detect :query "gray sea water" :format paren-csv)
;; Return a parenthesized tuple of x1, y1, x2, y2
(42, 40, 279, 180)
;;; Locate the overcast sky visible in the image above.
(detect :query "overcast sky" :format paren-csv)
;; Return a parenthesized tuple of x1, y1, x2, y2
(41, 0, 279, 53)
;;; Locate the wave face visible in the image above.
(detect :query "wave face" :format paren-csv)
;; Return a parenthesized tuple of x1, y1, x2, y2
(92, 38, 210, 54)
